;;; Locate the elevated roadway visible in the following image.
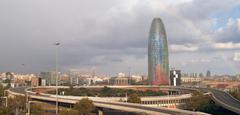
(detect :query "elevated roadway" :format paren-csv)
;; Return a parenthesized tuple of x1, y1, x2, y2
(209, 89, 240, 114)
(7, 86, 207, 115)
(27, 85, 240, 114)
(7, 86, 240, 114)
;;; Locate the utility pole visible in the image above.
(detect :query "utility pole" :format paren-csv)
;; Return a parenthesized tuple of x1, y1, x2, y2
(26, 91, 29, 114)
(55, 42, 60, 115)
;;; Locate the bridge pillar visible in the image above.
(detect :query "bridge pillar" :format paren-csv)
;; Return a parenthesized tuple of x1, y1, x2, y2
(98, 109, 103, 115)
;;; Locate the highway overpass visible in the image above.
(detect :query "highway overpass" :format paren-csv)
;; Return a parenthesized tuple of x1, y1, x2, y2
(29, 85, 240, 114)
(7, 85, 240, 114)
(209, 89, 240, 114)
(7, 86, 208, 115)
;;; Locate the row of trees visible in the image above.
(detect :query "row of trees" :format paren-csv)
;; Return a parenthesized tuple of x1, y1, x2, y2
(0, 96, 96, 115)
(60, 98, 95, 115)
(26, 98, 95, 115)
(127, 93, 141, 103)
(52, 86, 166, 97)
(0, 96, 26, 115)
(229, 89, 240, 100)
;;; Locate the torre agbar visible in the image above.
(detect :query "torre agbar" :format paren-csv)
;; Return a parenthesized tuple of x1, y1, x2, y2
(148, 18, 169, 85)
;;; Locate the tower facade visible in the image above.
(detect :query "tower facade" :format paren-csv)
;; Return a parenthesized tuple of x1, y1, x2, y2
(148, 18, 169, 85)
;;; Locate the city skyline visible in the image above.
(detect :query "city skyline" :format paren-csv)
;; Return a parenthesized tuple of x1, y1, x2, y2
(0, 0, 240, 75)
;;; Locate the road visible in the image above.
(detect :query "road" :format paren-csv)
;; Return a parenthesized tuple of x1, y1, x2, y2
(94, 101, 202, 115)
(209, 89, 240, 114)
(8, 86, 240, 114)
(8, 86, 208, 115)
(9, 86, 28, 94)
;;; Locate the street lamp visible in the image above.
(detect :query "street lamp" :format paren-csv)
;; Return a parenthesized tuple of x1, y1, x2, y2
(55, 42, 60, 115)
(3, 90, 8, 107)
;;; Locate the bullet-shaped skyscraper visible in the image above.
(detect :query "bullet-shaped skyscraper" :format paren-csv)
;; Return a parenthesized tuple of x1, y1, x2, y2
(148, 18, 169, 85)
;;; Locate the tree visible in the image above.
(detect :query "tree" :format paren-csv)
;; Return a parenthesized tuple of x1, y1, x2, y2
(0, 106, 14, 115)
(0, 96, 26, 115)
(127, 93, 141, 103)
(31, 104, 44, 115)
(60, 109, 79, 115)
(74, 98, 95, 115)
(0, 84, 4, 97)
(185, 91, 210, 111)
(69, 84, 74, 90)
(3, 79, 11, 89)
(7, 96, 26, 114)
(229, 89, 240, 100)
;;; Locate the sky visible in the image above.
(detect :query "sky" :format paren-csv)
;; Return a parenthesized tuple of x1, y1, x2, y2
(0, 0, 240, 76)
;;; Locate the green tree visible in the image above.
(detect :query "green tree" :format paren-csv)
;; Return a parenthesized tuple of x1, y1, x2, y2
(229, 89, 240, 100)
(0, 95, 28, 115)
(60, 109, 79, 115)
(3, 79, 11, 89)
(185, 91, 210, 111)
(31, 104, 44, 115)
(0, 84, 4, 97)
(127, 93, 141, 103)
(0, 106, 14, 115)
(74, 98, 95, 115)
(7, 96, 26, 114)
(69, 84, 74, 90)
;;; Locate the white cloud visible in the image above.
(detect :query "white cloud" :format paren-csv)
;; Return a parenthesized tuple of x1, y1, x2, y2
(227, 18, 235, 27)
(160, 0, 193, 5)
(190, 59, 211, 63)
(237, 19, 240, 31)
(212, 42, 240, 50)
(170, 44, 199, 52)
(214, 18, 240, 43)
(233, 52, 240, 61)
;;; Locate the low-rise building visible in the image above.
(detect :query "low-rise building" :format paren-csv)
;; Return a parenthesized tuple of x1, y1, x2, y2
(110, 73, 131, 86)
(181, 77, 202, 83)
(31, 77, 40, 87)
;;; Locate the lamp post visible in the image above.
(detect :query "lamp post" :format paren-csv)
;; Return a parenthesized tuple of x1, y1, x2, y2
(3, 90, 8, 107)
(55, 42, 60, 115)
(26, 90, 29, 113)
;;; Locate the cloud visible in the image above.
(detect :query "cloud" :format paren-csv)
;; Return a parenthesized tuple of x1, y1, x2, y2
(233, 52, 240, 61)
(0, 0, 239, 75)
(178, 0, 240, 21)
(214, 18, 240, 43)
(212, 42, 240, 50)
(169, 44, 199, 52)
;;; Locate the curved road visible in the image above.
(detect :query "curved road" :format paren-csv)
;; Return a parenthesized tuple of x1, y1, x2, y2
(9, 86, 28, 94)
(8, 86, 240, 114)
(209, 89, 240, 114)
(8, 86, 208, 115)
